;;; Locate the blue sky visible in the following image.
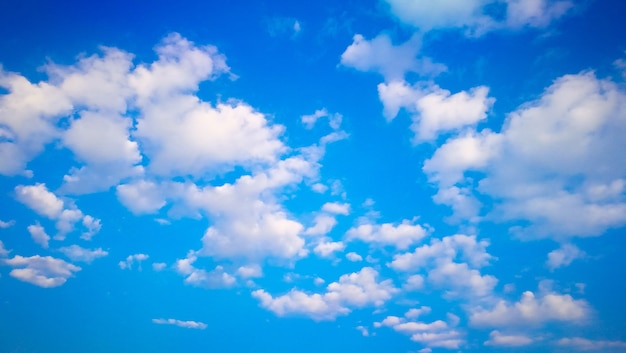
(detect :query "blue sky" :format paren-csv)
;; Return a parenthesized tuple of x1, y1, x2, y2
(0, 0, 625, 352)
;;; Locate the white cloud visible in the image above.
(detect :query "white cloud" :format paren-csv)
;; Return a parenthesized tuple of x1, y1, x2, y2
(0, 240, 9, 257)
(15, 183, 64, 219)
(236, 264, 263, 278)
(546, 243, 586, 270)
(383, 0, 572, 35)
(424, 73, 626, 238)
(356, 325, 370, 337)
(313, 241, 345, 257)
(346, 252, 363, 262)
(0, 219, 15, 228)
(59, 245, 108, 263)
(470, 290, 590, 327)
(375, 313, 463, 349)
(305, 214, 338, 236)
(27, 223, 50, 248)
(557, 337, 626, 351)
(15, 183, 101, 239)
(116, 180, 166, 214)
(152, 318, 207, 329)
(484, 330, 534, 346)
(152, 262, 167, 271)
(405, 306, 432, 319)
(301, 109, 343, 130)
(341, 34, 444, 81)
(3, 255, 81, 287)
(346, 219, 428, 249)
(119, 253, 149, 270)
(253, 267, 398, 320)
(321, 202, 350, 215)
(0, 67, 71, 175)
(174, 252, 236, 288)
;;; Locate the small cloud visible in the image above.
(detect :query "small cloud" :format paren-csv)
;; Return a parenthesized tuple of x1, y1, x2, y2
(59, 245, 108, 263)
(152, 262, 167, 271)
(0, 220, 15, 228)
(119, 253, 149, 270)
(266, 17, 302, 39)
(346, 252, 363, 262)
(152, 318, 207, 329)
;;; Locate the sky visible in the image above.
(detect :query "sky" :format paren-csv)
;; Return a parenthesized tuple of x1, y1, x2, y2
(0, 0, 625, 352)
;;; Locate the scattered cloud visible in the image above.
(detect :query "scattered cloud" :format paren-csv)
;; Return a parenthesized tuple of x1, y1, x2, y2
(546, 243, 586, 270)
(556, 337, 626, 351)
(27, 223, 50, 248)
(119, 253, 149, 270)
(346, 219, 428, 249)
(3, 255, 81, 287)
(152, 318, 207, 329)
(59, 245, 108, 263)
(484, 330, 534, 347)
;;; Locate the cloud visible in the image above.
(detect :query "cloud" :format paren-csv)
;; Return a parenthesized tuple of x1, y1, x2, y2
(321, 202, 350, 215)
(301, 109, 343, 130)
(546, 243, 586, 270)
(484, 330, 534, 346)
(253, 267, 398, 320)
(15, 183, 101, 239)
(116, 180, 166, 214)
(340, 34, 445, 81)
(236, 264, 263, 279)
(424, 72, 626, 238)
(557, 337, 626, 351)
(27, 223, 50, 248)
(374, 310, 463, 349)
(175, 252, 236, 288)
(470, 290, 590, 327)
(346, 219, 428, 249)
(346, 252, 363, 262)
(119, 253, 149, 270)
(313, 241, 345, 257)
(0, 219, 15, 228)
(3, 255, 81, 287)
(59, 245, 108, 263)
(152, 318, 207, 330)
(152, 262, 167, 271)
(382, 0, 572, 35)
(265, 17, 302, 39)
(0, 240, 9, 257)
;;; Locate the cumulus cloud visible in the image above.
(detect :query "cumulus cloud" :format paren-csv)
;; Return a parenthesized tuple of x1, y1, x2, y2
(174, 252, 236, 288)
(346, 219, 428, 249)
(27, 223, 50, 248)
(470, 290, 590, 327)
(383, 0, 572, 35)
(119, 253, 149, 270)
(341, 34, 445, 81)
(346, 252, 363, 262)
(152, 318, 207, 329)
(116, 180, 166, 214)
(374, 310, 463, 349)
(546, 243, 586, 270)
(253, 267, 398, 320)
(0, 219, 15, 228)
(378, 81, 494, 141)
(301, 109, 343, 130)
(484, 330, 534, 346)
(15, 183, 101, 239)
(424, 73, 626, 238)
(3, 255, 81, 287)
(59, 245, 108, 263)
(0, 240, 9, 257)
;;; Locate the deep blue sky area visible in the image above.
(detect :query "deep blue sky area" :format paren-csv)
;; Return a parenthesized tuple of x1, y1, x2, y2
(0, 1, 625, 352)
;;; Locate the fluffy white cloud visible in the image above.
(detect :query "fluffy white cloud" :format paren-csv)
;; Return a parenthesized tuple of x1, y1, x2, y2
(341, 34, 445, 81)
(3, 255, 81, 287)
(0, 68, 71, 175)
(484, 330, 534, 346)
(313, 241, 345, 257)
(27, 223, 50, 248)
(378, 81, 495, 142)
(546, 243, 586, 270)
(557, 337, 626, 351)
(305, 214, 338, 236)
(14, 183, 101, 239)
(174, 252, 236, 288)
(383, 0, 572, 35)
(253, 267, 398, 320)
(116, 180, 166, 214)
(375, 311, 463, 349)
(346, 252, 363, 262)
(119, 253, 149, 270)
(301, 109, 342, 130)
(470, 290, 590, 327)
(346, 219, 428, 249)
(236, 264, 263, 278)
(152, 262, 167, 271)
(152, 318, 207, 329)
(424, 73, 626, 238)
(321, 202, 350, 215)
(59, 245, 108, 263)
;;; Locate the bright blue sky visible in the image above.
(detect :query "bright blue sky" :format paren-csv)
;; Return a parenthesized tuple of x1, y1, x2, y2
(1, 0, 625, 352)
